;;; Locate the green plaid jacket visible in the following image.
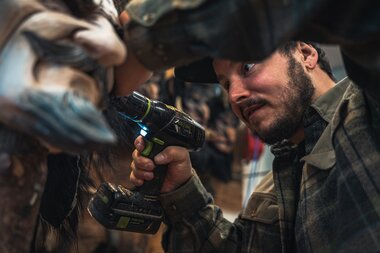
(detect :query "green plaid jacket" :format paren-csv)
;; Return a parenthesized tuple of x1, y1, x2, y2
(159, 77, 380, 253)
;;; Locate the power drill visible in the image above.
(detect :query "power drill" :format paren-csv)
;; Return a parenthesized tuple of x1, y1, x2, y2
(88, 92, 205, 234)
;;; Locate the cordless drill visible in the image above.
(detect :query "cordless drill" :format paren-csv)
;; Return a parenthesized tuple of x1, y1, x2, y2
(88, 92, 205, 234)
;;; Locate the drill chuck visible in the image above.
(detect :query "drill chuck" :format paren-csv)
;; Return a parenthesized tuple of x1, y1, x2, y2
(112, 92, 150, 121)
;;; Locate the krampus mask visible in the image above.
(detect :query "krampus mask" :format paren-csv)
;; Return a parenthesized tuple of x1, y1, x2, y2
(0, 0, 126, 153)
(0, 1, 129, 252)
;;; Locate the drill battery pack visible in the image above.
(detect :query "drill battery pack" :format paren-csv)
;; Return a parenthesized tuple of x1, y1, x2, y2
(88, 182, 163, 234)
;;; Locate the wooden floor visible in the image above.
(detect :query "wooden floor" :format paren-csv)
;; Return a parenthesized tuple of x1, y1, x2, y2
(211, 177, 242, 219)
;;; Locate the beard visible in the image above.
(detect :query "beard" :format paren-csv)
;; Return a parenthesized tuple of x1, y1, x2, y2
(253, 56, 315, 144)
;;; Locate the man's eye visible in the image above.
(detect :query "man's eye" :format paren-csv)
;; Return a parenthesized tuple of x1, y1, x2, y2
(242, 63, 256, 75)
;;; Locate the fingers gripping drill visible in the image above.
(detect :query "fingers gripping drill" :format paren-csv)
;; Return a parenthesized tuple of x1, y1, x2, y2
(88, 92, 205, 234)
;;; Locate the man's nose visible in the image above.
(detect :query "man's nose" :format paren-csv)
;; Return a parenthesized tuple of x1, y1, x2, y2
(229, 78, 250, 103)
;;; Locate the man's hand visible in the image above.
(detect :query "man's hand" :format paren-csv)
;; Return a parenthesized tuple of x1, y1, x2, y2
(114, 49, 153, 95)
(130, 136, 193, 193)
(113, 11, 153, 96)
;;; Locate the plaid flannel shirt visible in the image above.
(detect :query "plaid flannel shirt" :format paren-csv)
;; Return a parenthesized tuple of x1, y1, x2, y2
(158, 77, 380, 253)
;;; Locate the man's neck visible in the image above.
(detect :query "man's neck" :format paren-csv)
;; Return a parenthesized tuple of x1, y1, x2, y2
(311, 69, 336, 102)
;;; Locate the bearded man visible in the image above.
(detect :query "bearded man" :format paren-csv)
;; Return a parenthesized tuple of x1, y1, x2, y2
(130, 41, 380, 252)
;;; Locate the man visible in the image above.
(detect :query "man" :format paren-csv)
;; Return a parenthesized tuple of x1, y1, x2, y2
(129, 41, 380, 252)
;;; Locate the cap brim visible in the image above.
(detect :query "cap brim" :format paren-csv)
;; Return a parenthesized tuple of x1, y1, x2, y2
(174, 58, 218, 84)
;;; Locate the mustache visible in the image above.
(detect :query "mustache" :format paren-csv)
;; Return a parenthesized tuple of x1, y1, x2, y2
(237, 97, 267, 121)
(237, 97, 266, 110)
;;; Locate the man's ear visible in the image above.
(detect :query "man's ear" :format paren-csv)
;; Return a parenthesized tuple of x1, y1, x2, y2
(297, 42, 318, 70)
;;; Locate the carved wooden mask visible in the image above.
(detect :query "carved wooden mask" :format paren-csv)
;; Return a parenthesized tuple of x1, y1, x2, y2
(0, 0, 126, 152)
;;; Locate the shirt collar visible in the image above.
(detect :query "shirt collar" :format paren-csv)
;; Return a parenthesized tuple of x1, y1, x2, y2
(301, 78, 351, 170)
(310, 77, 351, 123)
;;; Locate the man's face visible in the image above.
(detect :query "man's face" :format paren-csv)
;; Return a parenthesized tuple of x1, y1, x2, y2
(213, 51, 315, 144)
